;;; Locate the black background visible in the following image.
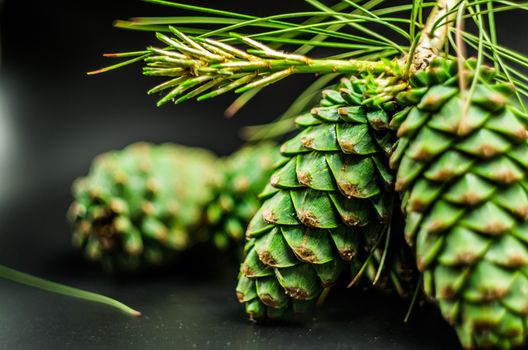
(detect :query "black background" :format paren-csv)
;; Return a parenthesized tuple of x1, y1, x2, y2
(0, 1, 526, 349)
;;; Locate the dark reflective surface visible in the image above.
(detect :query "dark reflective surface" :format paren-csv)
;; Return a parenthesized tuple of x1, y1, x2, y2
(1, 1, 527, 349)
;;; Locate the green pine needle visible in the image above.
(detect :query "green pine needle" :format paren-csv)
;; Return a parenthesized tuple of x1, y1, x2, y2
(0, 264, 141, 316)
(404, 275, 422, 323)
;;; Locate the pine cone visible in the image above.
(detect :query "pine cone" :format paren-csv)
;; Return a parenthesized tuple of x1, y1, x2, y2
(68, 143, 218, 272)
(391, 58, 528, 349)
(236, 77, 414, 320)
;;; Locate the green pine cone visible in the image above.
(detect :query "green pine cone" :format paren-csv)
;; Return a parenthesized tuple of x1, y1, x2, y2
(68, 142, 219, 272)
(206, 143, 282, 251)
(391, 58, 528, 349)
(236, 77, 408, 320)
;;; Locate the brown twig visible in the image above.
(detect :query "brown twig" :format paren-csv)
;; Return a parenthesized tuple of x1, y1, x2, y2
(411, 0, 459, 72)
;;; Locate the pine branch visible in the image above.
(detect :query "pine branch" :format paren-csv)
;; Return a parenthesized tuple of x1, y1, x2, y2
(90, 27, 399, 107)
(225, 0, 392, 118)
(88, 0, 528, 116)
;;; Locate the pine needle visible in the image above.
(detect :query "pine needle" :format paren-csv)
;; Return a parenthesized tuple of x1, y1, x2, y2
(0, 264, 141, 316)
(87, 54, 150, 75)
(455, 1, 469, 135)
(316, 287, 331, 307)
(404, 275, 422, 323)
(348, 226, 387, 288)
(372, 221, 391, 285)
(241, 73, 339, 140)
